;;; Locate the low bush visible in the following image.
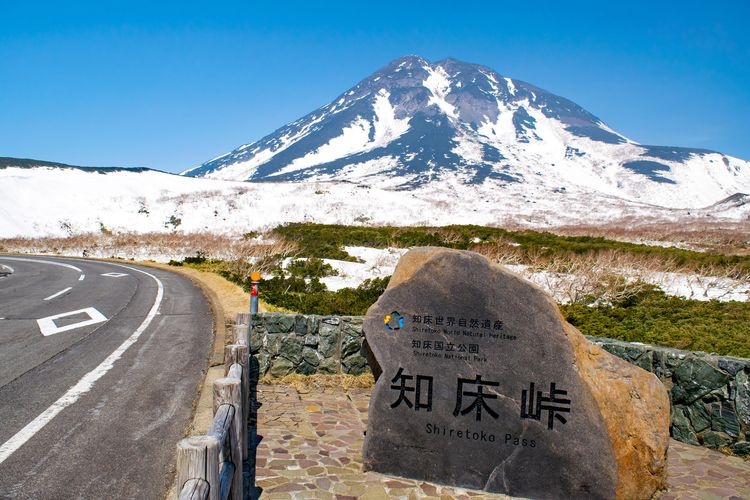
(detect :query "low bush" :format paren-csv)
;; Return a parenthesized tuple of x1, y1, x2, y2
(286, 257, 338, 279)
(561, 289, 750, 358)
(256, 275, 389, 316)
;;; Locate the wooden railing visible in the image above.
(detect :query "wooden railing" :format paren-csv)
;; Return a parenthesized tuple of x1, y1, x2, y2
(176, 321, 250, 500)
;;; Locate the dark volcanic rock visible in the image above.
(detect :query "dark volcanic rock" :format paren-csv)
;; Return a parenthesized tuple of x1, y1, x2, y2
(362, 248, 669, 499)
(671, 356, 731, 404)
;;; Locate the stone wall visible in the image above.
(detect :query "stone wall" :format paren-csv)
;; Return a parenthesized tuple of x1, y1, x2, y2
(589, 337, 749, 456)
(248, 313, 369, 378)
(246, 313, 749, 455)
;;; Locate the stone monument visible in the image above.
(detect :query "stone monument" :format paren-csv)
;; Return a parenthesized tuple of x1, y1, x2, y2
(362, 247, 670, 499)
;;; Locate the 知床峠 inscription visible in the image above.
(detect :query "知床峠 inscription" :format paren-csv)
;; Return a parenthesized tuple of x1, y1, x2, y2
(363, 247, 670, 499)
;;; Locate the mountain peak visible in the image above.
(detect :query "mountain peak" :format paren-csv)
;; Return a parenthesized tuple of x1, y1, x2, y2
(434, 56, 494, 73)
(182, 56, 749, 207)
(386, 54, 429, 68)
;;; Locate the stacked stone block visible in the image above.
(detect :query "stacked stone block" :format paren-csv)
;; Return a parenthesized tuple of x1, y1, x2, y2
(248, 313, 368, 378)
(590, 338, 749, 456)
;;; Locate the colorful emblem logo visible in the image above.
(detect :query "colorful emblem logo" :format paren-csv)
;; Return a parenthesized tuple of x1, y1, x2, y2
(384, 311, 405, 331)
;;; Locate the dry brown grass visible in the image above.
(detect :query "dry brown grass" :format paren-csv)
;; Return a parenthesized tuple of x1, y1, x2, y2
(259, 372, 375, 392)
(525, 251, 657, 304)
(0, 230, 300, 313)
(0, 231, 299, 265)
(170, 266, 253, 316)
(221, 238, 299, 279)
(476, 241, 672, 269)
(475, 237, 750, 276)
(473, 242, 750, 303)
(548, 219, 750, 255)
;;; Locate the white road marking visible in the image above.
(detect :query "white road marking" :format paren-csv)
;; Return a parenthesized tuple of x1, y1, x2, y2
(37, 307, 107, 336)
(43, 287, 73, 301)
(0, 264, 164, 464)
(0, 257, 82, 273)
(79, 275, 85, 281)
(101, 272, 128, 278)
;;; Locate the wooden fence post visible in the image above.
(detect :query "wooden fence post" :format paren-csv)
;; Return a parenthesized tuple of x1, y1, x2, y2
(236, 313, 249, 327)
(226, 360, 247, 462)
(225, 344, 249, 454)
(208, 404, 238, 500)
(213, 375, 243, 500)
(233, 324, 249, 348)
(176, 435, 220, 500)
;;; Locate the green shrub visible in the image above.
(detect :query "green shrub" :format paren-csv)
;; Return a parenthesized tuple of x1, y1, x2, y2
(180, 257, 233, 276)
(286, 257, 338, 279)
(561, 289, 750, 358)
(183, 251, 208, 264)
(257, 275, 389, 316)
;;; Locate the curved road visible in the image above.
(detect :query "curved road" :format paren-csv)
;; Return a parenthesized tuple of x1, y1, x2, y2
(0, 255, 213, 499)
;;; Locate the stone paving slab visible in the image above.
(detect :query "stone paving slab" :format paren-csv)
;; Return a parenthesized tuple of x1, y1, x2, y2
(251, 384, 750, 499)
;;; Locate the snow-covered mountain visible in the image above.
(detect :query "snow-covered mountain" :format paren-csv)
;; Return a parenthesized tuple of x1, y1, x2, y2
(184, 55, 749, 209)
(2, 57, 749, 238)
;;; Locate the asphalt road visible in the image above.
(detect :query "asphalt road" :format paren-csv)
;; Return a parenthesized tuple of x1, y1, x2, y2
(0, 255, 213, 499)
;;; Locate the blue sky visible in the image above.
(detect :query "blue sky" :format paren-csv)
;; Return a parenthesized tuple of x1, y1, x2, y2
(1, 1, 748, 173)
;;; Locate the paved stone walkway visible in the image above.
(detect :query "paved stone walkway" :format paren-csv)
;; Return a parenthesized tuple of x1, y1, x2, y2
(250, 384, 750, 499)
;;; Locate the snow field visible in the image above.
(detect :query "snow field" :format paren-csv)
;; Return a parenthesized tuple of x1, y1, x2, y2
(1, 165, 748, 259)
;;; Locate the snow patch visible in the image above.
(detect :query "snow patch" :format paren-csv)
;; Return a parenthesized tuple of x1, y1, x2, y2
(321, 247, 408, 291)
(272, 117, 372, 176)
(372, 89, 411, 146)
(423, 66, 458, 120)
(451, 134, 485, 163)
(269, 90, 409, 178)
